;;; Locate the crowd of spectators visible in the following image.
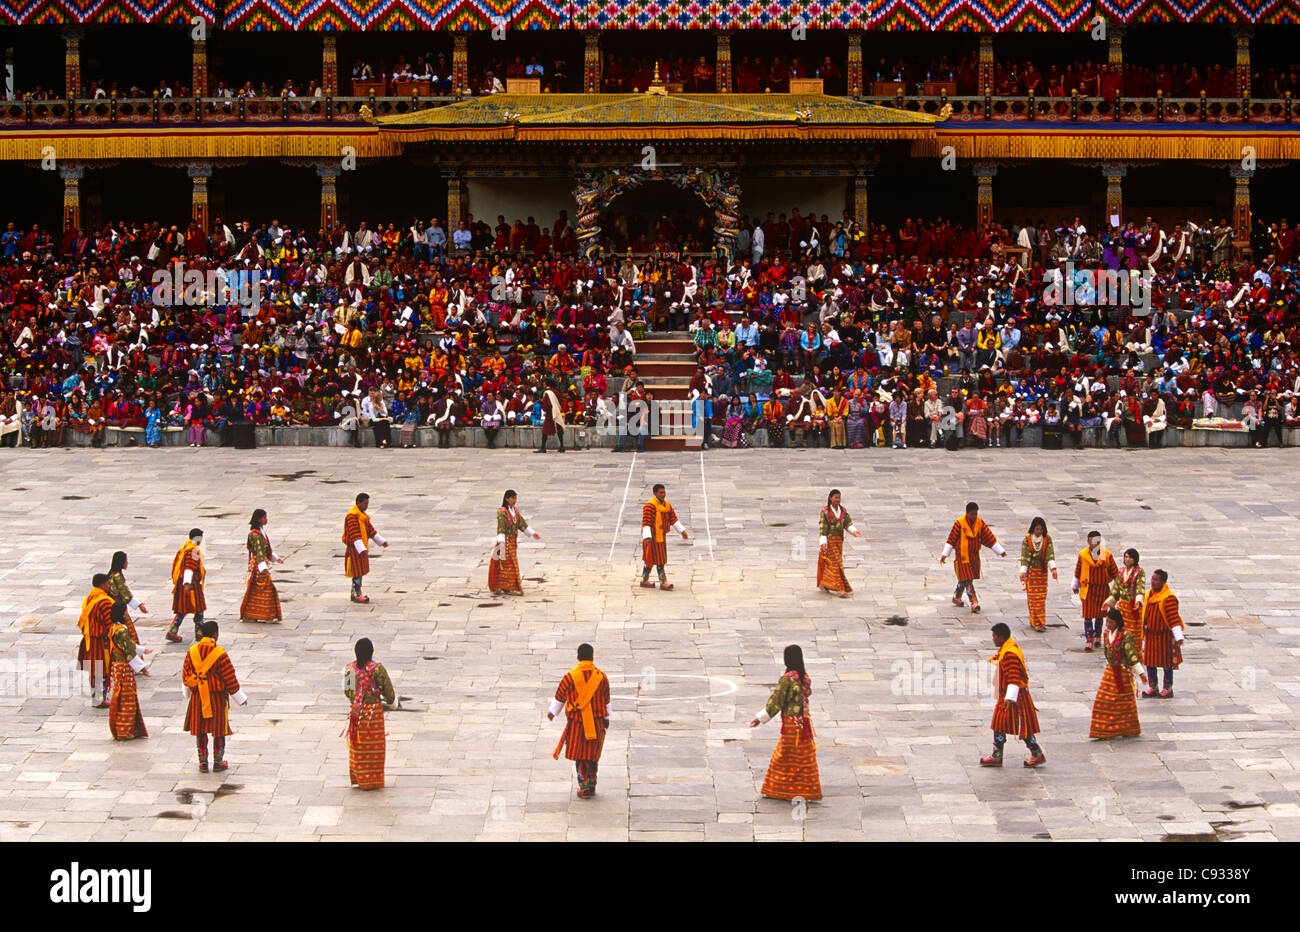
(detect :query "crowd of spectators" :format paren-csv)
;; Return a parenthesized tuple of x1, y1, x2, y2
(2, 204, 1298, 453)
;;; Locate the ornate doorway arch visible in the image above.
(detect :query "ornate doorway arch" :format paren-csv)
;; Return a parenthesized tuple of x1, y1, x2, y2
(572, 166, 741, 259)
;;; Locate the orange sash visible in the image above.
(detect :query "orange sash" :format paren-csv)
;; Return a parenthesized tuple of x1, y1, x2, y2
(988, 637, 1029, 688)
(184, 641, 227, 720)
(78, 589, 113, 649)
(552, 662, 605, 758)
(171, 540, 204, 591)
(343, 505, 370, 548)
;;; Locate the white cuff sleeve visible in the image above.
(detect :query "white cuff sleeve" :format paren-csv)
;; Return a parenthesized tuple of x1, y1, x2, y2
(495, 533, 506, 544)
(1047, 560, 1057, 571)
(232, 689, 248, 705)
(529, 527, 541, 539)
(353, 539, 366, 553)
(818, 535, 828, 547)
(548, 698, 564, 717)
(1172, 627, 1185, 643)
(1071, 579, 1080, 593)
(992, 543, 1007, 557)
(373, 535, 387, 546)
(129, 656, 146, 673)
(127, 597, 140, 611)
(271, 552, 280, 562)
(641, 526, 651, 540)
(182, 683, 192, 700)
(671, 521, 685, 534)
(755, 709, 772, 724)
(846, 524, 858, 535)
(1018, 564, 1027, 576)
(940, 543, 954, 559)
(257, 561, 267, 572)
(1004, 684, 1020, 703)
(182, 569, 193, 585)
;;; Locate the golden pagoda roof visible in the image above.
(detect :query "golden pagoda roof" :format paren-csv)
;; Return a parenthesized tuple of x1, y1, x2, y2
(378, 93, 940, 143)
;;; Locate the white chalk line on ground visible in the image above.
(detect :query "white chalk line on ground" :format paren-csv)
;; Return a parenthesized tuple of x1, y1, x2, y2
(699, 451, 715, 561)
(607, 451, 638, 564)
(607, 673, 739, 703)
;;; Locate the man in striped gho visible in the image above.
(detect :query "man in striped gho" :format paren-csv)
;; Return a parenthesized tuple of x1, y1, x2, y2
(1072, 530, 1119, 652)
(981, 622, 1046, 769)
(1141, 569, 1185, 699)
(548, 643, 610, 798)
(640, 483, 689, 591)
(343, 493, 388, 604)
(940, 501, 1006, 614)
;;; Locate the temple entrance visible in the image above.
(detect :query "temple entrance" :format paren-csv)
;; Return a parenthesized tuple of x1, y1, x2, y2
(599, 181, 715, 253)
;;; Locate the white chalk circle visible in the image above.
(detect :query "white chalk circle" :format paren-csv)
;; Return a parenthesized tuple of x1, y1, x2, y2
(607, 673, 739, 703)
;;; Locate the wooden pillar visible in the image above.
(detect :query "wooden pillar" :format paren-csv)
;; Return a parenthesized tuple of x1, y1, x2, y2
(1231, 165, 1252, 259)
(447, 169, 464, 231)
(584, 32, 601, 94)
(63, 29, 81, 99)
(847, 31, 862, 98)
(318, 162, 340, 231)
(974, 162, 996, 232)
(193, 39, 208, 97)
(1234, 28, 1252, 98)
(978, 34, 994, 95)
(189, 164, 212, 231)
(1107, 25, 1123, 66)
(715, 31, 731, 93)
(323, 34, 338, 96)
(852, 172, 868, 226)
(454, 34, 469, 95)
(1102, 162, 1126, 229)
(60, 165, 82, 230)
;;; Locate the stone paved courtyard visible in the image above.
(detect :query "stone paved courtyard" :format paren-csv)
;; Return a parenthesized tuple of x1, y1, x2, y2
(1, 445, 1298, 842)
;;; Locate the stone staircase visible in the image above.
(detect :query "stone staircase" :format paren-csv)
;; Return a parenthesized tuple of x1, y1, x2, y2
(624, 332, 698, 450)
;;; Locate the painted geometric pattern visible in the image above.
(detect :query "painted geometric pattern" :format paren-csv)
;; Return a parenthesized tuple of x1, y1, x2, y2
(4, 0, 1298, 27)
(0, 0, 215, 23)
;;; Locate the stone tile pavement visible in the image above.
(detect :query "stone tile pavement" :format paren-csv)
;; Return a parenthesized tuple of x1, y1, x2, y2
(0, 445, 1297, 842)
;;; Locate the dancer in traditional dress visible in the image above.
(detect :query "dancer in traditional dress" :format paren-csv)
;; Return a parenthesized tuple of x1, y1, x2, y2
(1103, 548, 1146, 657)
(489, 489, 541, 595)
(1141, 569, 1185, 699)
(239, 509, 283, 623)
(980, 623, 1046, 768)
(816, 489, 861, 597)
(1089, 608, 1149, 739)
(105, 551, 147, 634)
(940, 501, 1007, 614)
(343, 637, 397, 790)
(181, 621, 247, 772)
(1018, 517, 1057, 631)
(548, 643, 610, 798)
(165, 528, 206, 644)
(1072, 530, 1119, 651)
(750, 644, 822, 801)
(107, 600, 152, 740)
(343, 493, 388, 604)
(640, 483, 689, 590)
(78, 574, 115, 708)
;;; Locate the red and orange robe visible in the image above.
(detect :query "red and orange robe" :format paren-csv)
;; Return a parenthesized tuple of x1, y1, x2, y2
(342, 505, 379, 578)
(489, 505, 538, 595)
(77, 587, 114, 701)
(816, 505, 857, 594)
(990, 639, 1039, 739)
(551, 661, 610, 793)
(1074, 547, 1120, 619)
(240, 528, 282, 622)
(1019, 534, 1056, 630)
(944, 515, 1004, 581)
(1090, 627, 1142, 739)
(1141, 586, 1185, 670)
(1109, 566, 1147, 655)
(541, 388, 565, 437)
(182, 639, 243, 738)
(756, 670, 822, 801)
(170, 540, 206, 615)
(108, 622, 148, 740)
(344, 660, 396, 790)
(641, 498, 684, 568)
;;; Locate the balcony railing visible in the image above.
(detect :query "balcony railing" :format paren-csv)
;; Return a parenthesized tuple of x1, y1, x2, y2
(0, 92, 1293, 127)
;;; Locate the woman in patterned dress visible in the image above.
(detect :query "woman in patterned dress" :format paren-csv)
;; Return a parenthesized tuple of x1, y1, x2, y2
(489, 489, 541, 595)
(105, 551, 147, 637)
(343, 638, 397, 790)
(1089, 608, 1149, 739)
(239, 509, 283, 623)
(1018, 517, 1057, 631)
(1103, 548, 1146, 657)
(750, 644, 821, 801)
(816, 489, 861, 597)
(107, 600, 152, 740)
